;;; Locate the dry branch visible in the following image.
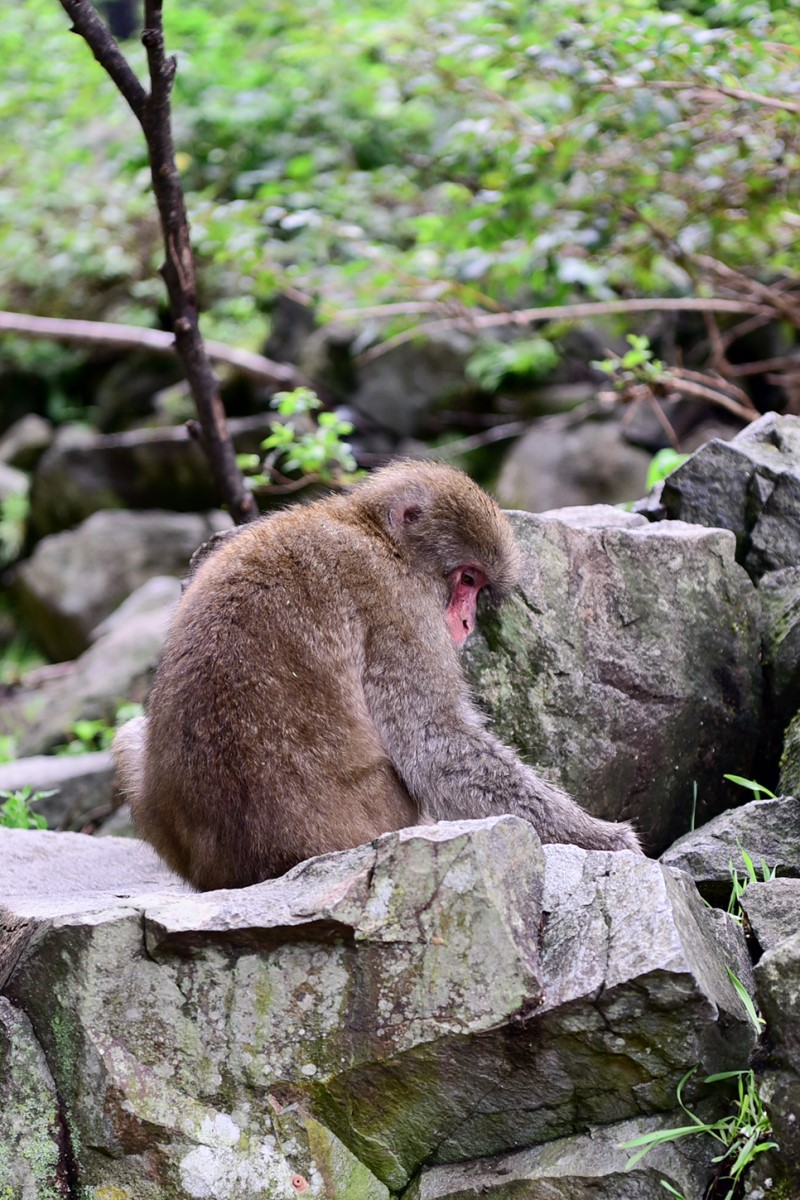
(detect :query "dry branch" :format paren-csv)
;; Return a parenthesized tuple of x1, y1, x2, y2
(57, 0, 258, 522)
(0, 310, 300, 388)
(348, 296, 776, 364)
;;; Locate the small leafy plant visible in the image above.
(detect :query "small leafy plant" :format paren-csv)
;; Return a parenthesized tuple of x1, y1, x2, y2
(55, 702, 143, 756)
(646, 448, 689, 490)
(593, 334, 666, 389)
(0, 735, 17, 765)
(237, 388, 362, 490)
(0, 490, 29, 568)
(723, 774, 777, 801)
(622, 1062, 777, 1199)
(727, 839, 778, 922)
(466, 337, 560, 391)
(0, 786, 53, 830)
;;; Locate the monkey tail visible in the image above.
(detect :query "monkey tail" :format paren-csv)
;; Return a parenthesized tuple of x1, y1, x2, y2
(112, 715, 148, 805)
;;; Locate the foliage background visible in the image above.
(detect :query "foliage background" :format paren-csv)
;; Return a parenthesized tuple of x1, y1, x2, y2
(2, 0, 799, 394)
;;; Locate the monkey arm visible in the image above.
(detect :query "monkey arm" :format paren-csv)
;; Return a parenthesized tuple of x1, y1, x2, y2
(364, 656, 642, 854)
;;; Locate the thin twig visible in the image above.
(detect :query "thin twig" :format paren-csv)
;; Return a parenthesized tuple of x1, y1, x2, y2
(353, 297, 775, 364)
(664, 376, 759, 422)
(646, 79, 800, 116)
(671, 366, 755, 409)
(727, 352, 800, 378)
(430, 421, 529, 459)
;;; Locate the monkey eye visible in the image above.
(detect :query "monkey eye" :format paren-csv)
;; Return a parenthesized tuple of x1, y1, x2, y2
(461, 570, 477, 587)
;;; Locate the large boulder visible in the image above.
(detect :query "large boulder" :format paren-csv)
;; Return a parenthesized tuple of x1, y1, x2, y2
(660, 411, 800, 582)
(467, 507, 762, 854)
(0, 819, 755, 1199)
(660, 796, 800, 903)
(10, 510, 226, 660)
(753, 929, 800, 1193)
(27, 415, 273, 537)
(781, 708, 800, 796)
(350, 328, 476, 438)
(495, 411, 651, 512)
(0, 577, 181, 756)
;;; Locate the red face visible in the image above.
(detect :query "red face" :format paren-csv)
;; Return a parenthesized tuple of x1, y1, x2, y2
(446, 566, 489, 646)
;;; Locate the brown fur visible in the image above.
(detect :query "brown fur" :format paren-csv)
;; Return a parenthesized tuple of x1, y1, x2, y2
(115, 461, 641, 889)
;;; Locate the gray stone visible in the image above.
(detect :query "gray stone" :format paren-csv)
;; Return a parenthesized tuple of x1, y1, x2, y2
(0, 414, 53, 471)
(661, 797, 800, 902)
(0, 818, 542, 1197)
(351, 328, 476, 437)
(0, 821, 754, 1196)
(759, 566, 800, 729)
(740, 878, 800, 953)
(496, 412, 652, 512)
(754, 930, 800, 1174)
(0, 750, 115, 831)
(407, 1112, 715, 1199)
(95, 801, 137, 838)
(0, 461, 28, 503)
(89, 574, 182, 642)
(0, 997, 63, 1200)
(0, 825, 186, 917)
(661, 412, 800, 581)
(0, 599, 174, 756)
(467, 509, 762, 853)
(28, 415, 274, 537)
(781, 709, 800, 796)
(11, 508, 228, 660)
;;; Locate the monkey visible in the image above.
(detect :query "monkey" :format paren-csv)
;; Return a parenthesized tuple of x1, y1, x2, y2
(114, 460, 641, 890)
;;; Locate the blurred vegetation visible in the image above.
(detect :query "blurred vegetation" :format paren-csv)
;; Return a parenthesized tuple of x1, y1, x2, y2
(1, 0, 798, 388)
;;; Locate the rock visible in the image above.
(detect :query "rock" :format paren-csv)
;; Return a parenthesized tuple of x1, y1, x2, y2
(781, 709, 800, 796)
(95, 801, 137, 838)
(661, 412, 800, 582)
(467, 508, 762, 853)
(740, 878, 800, 953)
(753, 930, 800, 1184)
(0, 462, 28, 503)
(0, 750, 115, 831)
(0, 589, 176, 756)
(407, 1112, 715, 1199)
(496, 412, 652, 511)
(28, 415, 273, 537)
(350, 328, 477, 437)
(0, 413, 53, 471)
(10, 509, 228, 660)
(660, 797, 800, 902)
(0, 820, 755, 1197)
(0, 825, 186, 909)
(89, 573, 182, 642)
(0, 997, 63, 1199)
(759, 567, 800, 729)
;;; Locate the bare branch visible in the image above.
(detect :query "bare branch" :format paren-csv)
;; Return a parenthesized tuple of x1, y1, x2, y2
(0, 310, 301, 388)
(352, 297, 775, 364)
(57, 0, 259, 523)
(59, 0, 147, 119)
(646, 79, 800, 116)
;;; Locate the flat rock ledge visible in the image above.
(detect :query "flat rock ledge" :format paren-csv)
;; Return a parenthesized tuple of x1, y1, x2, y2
(0, 820, 755, 1199)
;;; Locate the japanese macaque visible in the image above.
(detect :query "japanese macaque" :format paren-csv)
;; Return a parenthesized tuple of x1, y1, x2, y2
(114, 461, 641, 890)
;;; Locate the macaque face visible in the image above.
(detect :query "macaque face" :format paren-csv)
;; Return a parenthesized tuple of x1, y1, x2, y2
(445, 566, 489, 645)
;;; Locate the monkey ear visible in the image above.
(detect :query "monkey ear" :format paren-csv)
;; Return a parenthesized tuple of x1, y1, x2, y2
(391, 502, 422, 527)
(388, 488, 429, 530)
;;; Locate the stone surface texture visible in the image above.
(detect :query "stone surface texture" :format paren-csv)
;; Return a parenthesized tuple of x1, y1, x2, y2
(10, 508, 229, 660)
(466, 508, 762, 853)
(661, 796, 800, 900)
(0, 819, 756, 1199)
